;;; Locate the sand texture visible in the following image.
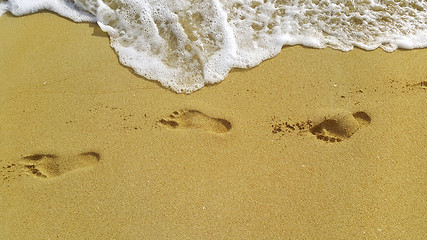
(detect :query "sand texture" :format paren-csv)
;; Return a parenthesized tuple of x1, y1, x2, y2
(1, 13, 426, 239)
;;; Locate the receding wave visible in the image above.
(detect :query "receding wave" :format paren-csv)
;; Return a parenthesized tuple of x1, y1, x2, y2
(2, 0, 427, 93)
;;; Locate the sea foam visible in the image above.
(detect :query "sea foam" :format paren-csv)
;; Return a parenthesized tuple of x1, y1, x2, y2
(2, 0, 427, 93)
(1, 0, 95, 22)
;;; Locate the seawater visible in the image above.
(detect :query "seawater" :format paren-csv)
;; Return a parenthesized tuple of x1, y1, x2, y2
(2, 0, 427, 93)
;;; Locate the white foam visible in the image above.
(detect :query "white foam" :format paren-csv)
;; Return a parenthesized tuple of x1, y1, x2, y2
(0, 2, 8, 16)
(2, 0, 95, 22)
(2, 0, 427, 93)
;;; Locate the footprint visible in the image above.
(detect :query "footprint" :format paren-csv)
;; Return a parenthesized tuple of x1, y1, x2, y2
(309, 111, 371, 142)
(19, 152, 100, 178)
(158, 110, 232, 133)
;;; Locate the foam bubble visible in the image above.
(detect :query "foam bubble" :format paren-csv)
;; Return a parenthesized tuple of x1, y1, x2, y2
(2, 0, 427, 93)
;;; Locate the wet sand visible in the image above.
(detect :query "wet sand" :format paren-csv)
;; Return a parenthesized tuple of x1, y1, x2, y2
(1, 12, 426, 239)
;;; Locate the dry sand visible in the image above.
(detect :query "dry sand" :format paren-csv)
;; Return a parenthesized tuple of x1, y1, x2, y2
(1, 12, 426, 239)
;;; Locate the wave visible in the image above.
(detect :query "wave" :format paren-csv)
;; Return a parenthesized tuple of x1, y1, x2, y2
(2, 0, 427, 93)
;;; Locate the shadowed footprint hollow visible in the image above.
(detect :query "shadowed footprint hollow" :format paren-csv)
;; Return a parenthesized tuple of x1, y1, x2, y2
(159, 109, 232, 133)
(310, 111, 371, 142)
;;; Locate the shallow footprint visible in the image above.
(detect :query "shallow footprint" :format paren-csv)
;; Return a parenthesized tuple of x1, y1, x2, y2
(159, 110, 232, 133)
(310, 111, 371, 142)
(20, 152, 100, 178)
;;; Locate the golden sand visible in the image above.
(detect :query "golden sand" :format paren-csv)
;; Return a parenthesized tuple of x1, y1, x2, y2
(1, 13, 426, 239)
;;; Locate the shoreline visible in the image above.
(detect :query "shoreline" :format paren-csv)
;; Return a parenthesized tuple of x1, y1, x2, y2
(1, 12, 426, 239)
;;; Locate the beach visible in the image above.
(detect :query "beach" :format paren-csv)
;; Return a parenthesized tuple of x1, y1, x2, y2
(0, 12, 426, 239)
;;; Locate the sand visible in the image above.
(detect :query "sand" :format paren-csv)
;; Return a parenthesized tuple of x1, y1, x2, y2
(1, 12, 426, 239)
